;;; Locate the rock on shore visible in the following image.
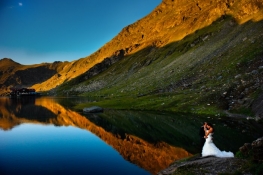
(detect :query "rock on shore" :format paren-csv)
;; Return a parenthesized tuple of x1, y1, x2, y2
(83, 106, 103, 113)
(157, 156, 248, 175)
(158, 137, 263, 175)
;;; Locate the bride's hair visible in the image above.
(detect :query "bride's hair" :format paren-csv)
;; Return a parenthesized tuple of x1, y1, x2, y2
(207, 123, 214, 132)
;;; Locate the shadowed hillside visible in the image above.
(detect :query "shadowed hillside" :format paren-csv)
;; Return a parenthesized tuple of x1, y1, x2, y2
(0, 58, 61, 94)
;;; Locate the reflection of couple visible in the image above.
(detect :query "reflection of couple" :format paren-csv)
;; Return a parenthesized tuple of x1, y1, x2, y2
(199, 122, 234, 157)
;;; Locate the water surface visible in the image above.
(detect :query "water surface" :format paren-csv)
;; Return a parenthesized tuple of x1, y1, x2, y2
(1, 124, 150, 175)
(0, 97, 262, 175)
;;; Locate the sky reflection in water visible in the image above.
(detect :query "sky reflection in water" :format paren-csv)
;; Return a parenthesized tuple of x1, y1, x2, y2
(0, 123, 150, 175)
(1, 97, 262, 175)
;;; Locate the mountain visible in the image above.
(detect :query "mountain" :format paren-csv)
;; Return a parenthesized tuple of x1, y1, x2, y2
(57, 0, 263, 116)
(1, 0, 263, 116)
(0, 58, 66, 94)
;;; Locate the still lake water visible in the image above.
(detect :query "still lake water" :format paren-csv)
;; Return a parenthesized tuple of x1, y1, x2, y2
(0, 97, 262, 175)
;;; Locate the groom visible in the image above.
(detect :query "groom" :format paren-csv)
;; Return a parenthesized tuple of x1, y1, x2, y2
(199, 122, 207, 154)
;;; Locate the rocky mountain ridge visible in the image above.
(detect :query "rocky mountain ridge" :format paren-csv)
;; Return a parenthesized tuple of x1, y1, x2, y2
(61, 15, 263, 117)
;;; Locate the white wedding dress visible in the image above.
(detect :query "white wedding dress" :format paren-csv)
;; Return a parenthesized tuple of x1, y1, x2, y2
(202, 132, 234, 157)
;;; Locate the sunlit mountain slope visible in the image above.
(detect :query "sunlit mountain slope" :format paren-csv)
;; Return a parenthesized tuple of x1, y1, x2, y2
(55, 0, 263, 116)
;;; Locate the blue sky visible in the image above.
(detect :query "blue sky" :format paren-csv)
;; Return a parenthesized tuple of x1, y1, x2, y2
(0, 0, 161, 65)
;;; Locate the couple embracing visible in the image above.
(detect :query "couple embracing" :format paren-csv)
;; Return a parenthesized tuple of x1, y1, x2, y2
(199, 122, 234, 157)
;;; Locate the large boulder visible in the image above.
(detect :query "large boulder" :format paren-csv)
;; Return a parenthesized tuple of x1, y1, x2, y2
(239, 137, 263, 162)
(157, 156, 247, 175)
(251, 137, 263, 162)
(239, 143, 252, 156)
(83, 106, 103, 113)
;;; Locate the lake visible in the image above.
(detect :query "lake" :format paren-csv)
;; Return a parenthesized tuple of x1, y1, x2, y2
(0, 97, 262, 175)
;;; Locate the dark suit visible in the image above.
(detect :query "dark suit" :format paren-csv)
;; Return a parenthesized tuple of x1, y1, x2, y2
(199, 126, 206, 154)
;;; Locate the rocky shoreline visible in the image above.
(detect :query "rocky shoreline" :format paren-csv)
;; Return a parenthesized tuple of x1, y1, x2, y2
(157, 156, 248, 175)
(158, 137, 263, 175)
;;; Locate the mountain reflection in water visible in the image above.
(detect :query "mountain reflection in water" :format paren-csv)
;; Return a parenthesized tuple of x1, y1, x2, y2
(0, 97, 262, 174)
(0, 97, 194, 174)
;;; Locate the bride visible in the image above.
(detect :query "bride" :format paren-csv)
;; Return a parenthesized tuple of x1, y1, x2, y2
(202, 123, 234, 157)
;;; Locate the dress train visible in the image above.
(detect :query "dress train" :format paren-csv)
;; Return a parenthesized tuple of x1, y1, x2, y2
(202, 133, 234, 157)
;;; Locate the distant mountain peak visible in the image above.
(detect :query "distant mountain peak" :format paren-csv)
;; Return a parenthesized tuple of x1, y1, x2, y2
(1, 58, 15, 62)
(0, 58, 21, 66)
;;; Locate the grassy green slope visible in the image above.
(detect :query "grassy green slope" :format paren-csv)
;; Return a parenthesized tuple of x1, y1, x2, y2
(56, 16, 263, 116)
